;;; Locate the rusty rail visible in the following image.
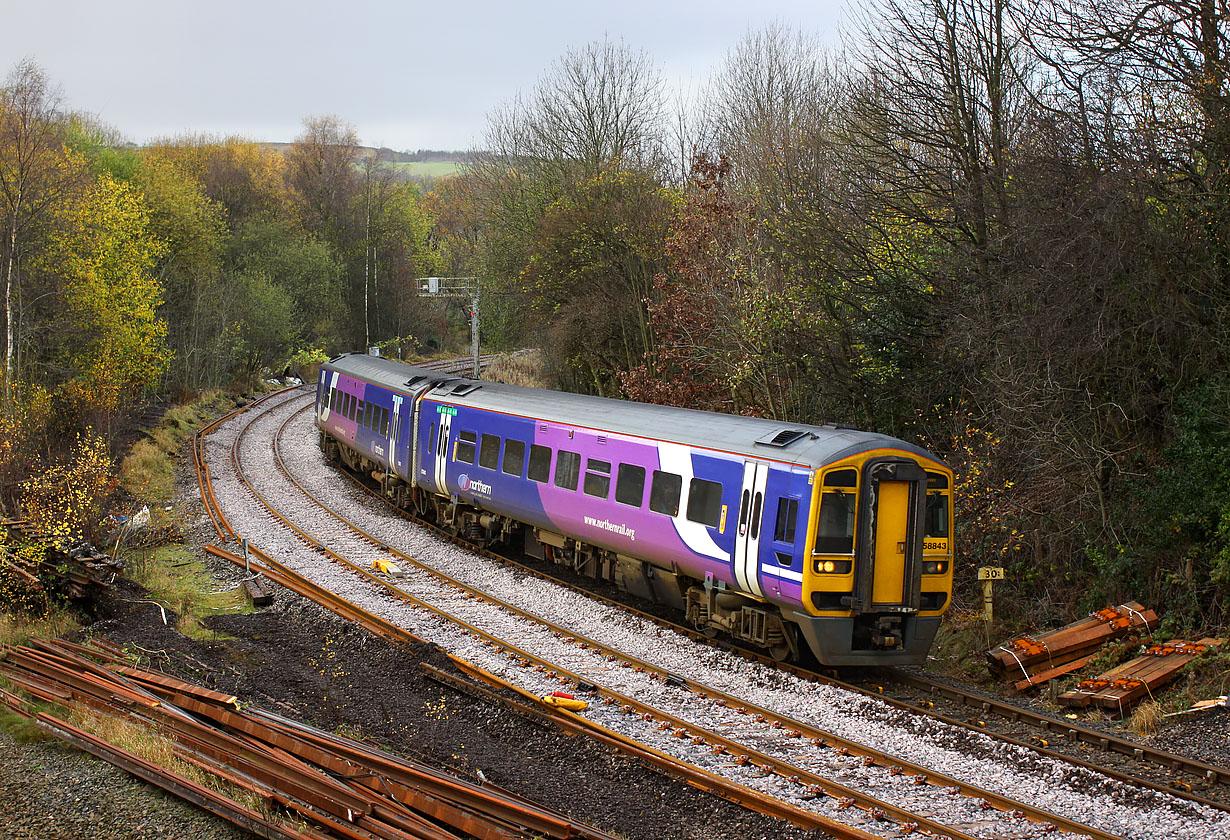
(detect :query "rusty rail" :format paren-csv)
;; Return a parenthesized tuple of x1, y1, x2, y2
(0, 637, 621, 840)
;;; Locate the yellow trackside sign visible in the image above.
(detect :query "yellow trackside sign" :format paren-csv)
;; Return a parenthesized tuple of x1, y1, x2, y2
(978, 567, 1005, 581)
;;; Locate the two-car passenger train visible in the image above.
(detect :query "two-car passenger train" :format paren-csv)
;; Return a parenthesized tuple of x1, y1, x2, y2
(314, 353, 954, 666)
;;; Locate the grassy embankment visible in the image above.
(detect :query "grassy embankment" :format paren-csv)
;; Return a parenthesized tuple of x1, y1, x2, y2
(117, 392, 256, 641)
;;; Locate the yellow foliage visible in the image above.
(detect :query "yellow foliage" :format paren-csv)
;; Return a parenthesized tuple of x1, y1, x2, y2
(51, 173, 171, 413)
(21, 431, 116, 544)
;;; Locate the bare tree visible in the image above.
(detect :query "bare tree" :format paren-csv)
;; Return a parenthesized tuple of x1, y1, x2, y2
(0, 59, 81, 402)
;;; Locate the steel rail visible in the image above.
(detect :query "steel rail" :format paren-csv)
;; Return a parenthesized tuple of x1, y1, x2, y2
(214, 394, 1126, 840)
(304, 386, 1230, 808)
(202, 544, 919, 840)
(205, 402, 972, 838)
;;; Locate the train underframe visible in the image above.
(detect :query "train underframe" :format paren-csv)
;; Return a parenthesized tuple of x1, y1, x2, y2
(321, 432, 936, 667)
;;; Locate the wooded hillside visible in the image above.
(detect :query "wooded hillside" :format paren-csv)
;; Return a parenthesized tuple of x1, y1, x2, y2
(2, 0, 1228, 634)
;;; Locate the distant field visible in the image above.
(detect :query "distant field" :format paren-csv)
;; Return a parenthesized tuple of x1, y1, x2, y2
(390, 161, 461, 177)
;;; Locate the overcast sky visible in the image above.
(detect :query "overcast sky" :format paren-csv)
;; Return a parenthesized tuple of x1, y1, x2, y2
(2, 0, 847, 151)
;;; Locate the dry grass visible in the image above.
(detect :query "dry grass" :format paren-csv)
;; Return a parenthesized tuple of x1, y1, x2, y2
(0, 604, 80, 648)
(483, 350, 548, 388)
(119, 391, 232, 505)
(1129, 699, 1165, 735)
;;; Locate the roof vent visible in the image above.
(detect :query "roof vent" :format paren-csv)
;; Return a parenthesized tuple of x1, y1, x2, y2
(450, 382, 482, 397)
(756, 429, 810, 448)
(405, 375, 427, 388)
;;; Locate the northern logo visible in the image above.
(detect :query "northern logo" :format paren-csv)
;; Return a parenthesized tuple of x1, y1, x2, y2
(458, 474, 493, 496)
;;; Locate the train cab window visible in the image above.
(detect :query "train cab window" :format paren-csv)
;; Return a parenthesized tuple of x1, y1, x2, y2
(815, 470, 856, 554)
(649, 470, 681, 516)
(456, 430, 477, 464)
(615, 464, 646, 507)
(502, 439, 526, 476)
(774, 498, 799, 543)
(479, 434, 501, 469)
(583, 459, 611, 498)
(925, 472, 950, 538)
(686, 478, 723, 528)
(527, 445, 552, 483)
(555, 450, 580, 491)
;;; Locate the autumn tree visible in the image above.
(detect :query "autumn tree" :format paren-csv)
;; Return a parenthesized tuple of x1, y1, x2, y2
(46, 173, 169, 422)
(467, 39, 671, 388)
(0, 59, 85, 402)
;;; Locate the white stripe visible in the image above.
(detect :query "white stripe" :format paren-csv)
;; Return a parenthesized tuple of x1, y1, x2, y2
(658, 442, 730, 563)
(759, 565, 804, 583)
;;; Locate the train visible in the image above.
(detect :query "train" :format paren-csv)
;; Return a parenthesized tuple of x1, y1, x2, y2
(314, 352, 954, 666)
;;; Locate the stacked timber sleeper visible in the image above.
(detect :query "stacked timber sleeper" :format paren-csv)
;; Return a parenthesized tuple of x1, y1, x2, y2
(0, 637, 617, 840)
(986, 602, 1158, 690)
(1058, 638, 1224, 717)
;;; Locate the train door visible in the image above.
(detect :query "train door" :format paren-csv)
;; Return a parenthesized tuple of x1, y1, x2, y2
(432, 406, 454, 493)
(389, 394, 406, 478)
(857, 459, 926, 611)
(733, 460, 767, 598)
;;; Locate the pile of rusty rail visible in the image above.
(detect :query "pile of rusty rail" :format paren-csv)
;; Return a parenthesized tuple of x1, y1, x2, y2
(1, 519, 124, 600)
(986, 601, 1158, 690)
(0, 638, 619, 840)
(1058, 638, 1223, 717)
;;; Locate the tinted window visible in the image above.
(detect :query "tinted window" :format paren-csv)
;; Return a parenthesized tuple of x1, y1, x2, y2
(584, 459, 611, 498)
(380, 408, 389, 436)
(686, 478, 723, 528)
(457, 430, 477, 464)
(649, 471, 681, 516)
(428, 423, 436, 456)
(527, 445, 552, 483)
(774, 498, 799, 543)
(502, 439, 526, 476)
(555, 450, 580, 491)
(329, 388, 339, 411)
(824, 468, 857, 488)
(363, 401, 373, 429)
(815, 491, 855, 554)
(926, 492, 949, 538)
(479, 434, 501, 469)
(615, 464, 646, 507)
(749, 492, 763, 540)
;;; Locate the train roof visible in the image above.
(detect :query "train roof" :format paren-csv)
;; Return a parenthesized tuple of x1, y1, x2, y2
(322, 353, 944, 470)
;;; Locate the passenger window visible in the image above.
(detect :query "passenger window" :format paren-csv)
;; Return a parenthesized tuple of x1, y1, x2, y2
(364, 401, 374, 429)
(774, 498, 799, 543)
(649, 470, 681, 516)
(615, 464, 646, 507)
(815, 491, 855, 554)
(555, 450, 580, 490)
(456, 430, 477, 464)
(329, 388, 339, 412)
(584, 459, 611, 498)
(686, 478, 723, 528)
(502, 440, 526, 476)
(429, 423, 436, 456)
(347, 394, 357, 421)
(479, 434, 501, 469)
(750, 492, 763, 540)
(527, 445, 552, 483)
(380, 408, 389, 436)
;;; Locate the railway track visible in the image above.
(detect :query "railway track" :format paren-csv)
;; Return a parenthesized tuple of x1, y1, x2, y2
(189, 385, 1230, 839)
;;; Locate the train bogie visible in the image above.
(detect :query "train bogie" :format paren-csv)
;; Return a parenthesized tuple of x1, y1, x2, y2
(314, 354, 954, 667)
